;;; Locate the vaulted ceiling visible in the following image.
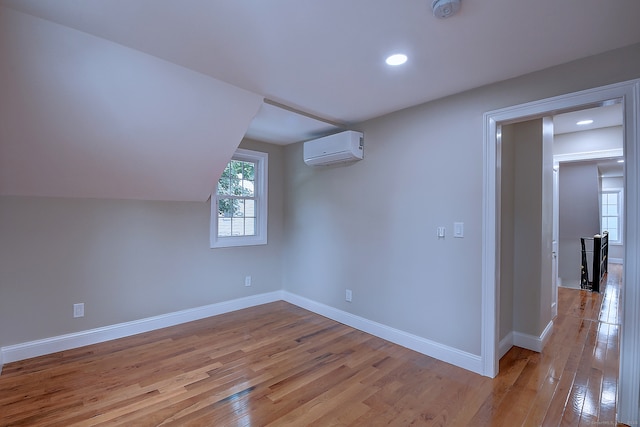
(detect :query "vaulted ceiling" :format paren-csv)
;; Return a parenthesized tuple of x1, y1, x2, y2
(2, 1, 640, 201)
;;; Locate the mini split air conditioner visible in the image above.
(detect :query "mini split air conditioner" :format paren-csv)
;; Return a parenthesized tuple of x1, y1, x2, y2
(303, 131, 364, 166)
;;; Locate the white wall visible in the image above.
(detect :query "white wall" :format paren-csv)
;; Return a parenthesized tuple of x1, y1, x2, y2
(0, 139, 284, 347)
(0, 7, 262, 202)
(504, 118, 554, 337)
(2, 42, 640, 371)
(554, 126, 623, 156)
(557, 162, 601, 287)
(554, 126, 625, 270)
(282, 42, 640, 357)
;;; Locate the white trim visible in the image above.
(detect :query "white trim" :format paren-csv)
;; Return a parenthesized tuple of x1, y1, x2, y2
(513, 321, 554, 353)
(618, 80, 640, 427)
(498, 321, 553, 359)
(553, 148, 623, 164)
(481, 114, 499, 377)
(498, 332, 513, 359)
(210, 148, 268, 248)
(0, 291, 283, 364)
(2, 290, 483, 376)
(610, 257, 624, 264)
(282, 291, 483, 375)
(483, 79, 640, 425)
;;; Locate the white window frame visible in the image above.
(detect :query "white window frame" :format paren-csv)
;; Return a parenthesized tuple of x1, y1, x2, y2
(601, 188, 623, 245)
(210, 148, 268, 248)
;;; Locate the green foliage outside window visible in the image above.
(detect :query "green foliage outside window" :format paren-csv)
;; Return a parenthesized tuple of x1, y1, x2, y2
(217, 160, 255, 218)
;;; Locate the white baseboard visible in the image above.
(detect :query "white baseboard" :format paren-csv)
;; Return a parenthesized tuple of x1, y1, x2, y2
(512, 320, 554, 353)
(282, 291, 483, 375)
(0, 291, 283, 365)
(499, 321, 553, 356)
(1, 290, 484, 377)
(498, 332, 514, 359)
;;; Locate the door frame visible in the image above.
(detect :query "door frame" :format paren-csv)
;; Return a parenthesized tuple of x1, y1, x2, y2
(482, 79, 640, 425)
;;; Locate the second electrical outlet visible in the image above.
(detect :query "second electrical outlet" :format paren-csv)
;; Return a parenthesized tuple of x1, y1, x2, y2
(245, 276, 252, 287)
(73, 303, 84, 318)
(345, 289, 353, 302)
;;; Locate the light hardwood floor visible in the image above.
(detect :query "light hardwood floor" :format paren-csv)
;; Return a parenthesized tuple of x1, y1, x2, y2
(0, 265, 624, 426)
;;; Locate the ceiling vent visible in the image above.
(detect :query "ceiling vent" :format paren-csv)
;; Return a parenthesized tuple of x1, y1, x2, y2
(432, 0, 461, 18)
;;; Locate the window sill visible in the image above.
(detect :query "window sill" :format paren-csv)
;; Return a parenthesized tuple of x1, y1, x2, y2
(210, 235, 267, 249)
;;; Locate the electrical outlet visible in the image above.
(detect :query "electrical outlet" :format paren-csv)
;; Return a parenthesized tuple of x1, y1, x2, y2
(73, 303, 84, 318)
(245, 276, 252, 287)
(345, 289, 353, 302)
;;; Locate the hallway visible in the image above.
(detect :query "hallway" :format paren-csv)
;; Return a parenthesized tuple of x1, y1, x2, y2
(491, 263, 622, 425)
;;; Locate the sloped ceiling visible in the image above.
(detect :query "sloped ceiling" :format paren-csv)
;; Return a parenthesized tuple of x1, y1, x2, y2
(0, 7, 262, 201)
(2, 1, 640, 201)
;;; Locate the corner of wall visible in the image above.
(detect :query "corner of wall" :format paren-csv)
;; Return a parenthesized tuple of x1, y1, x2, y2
(281, 291, 484, 375)
(499, 332, 514, 359)
(512, 320, 554, 353)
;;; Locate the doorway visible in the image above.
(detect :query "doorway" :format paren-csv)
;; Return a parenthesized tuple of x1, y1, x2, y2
(495, 105, 623, 355)
(481, 80, 640, 425)
(553, 103, 625, 292)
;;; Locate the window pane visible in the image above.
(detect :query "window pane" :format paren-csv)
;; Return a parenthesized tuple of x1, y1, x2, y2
(242, 178, 254, 197)
(607, 193, 617, 204)
(217, 163, 234, 195)
(228, 178, 242, 196)
(243, 162, 255, 180)
(218, 198, 234, 217)
(217, 176, 230, 195)
(244, 217, 256, 236)
(218, 218, 231, 237)
(233, 200, 245, 217)
(609, 229, 618, 241)
(245, 199, 255, 217)
(232, 218, 245, 236)
(608, 204, 618, 215)
(230, 160, 243, 175)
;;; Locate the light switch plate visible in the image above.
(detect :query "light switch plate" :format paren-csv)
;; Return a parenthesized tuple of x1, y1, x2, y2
(454, 222, 464, 238)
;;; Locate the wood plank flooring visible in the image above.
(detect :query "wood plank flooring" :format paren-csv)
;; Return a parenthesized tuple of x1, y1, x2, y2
(0, 266, 624, 426)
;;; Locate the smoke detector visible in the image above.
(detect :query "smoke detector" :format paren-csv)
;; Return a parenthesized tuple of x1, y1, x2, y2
(432, 0, 461, 18)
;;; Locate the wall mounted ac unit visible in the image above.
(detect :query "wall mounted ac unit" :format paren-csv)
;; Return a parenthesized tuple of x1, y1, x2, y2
(303, 131, 364, 166)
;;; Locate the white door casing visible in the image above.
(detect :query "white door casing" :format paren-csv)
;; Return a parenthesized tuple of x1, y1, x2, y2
(483, 79, 640, 426)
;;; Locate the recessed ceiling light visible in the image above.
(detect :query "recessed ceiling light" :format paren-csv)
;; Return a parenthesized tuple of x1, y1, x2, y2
(386, 54, 407, 66)
(617, 159, 625, 163)
(576, 119, 594, 125)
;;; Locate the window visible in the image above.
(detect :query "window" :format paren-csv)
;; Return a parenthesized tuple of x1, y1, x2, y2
(601, 189, 622, 244)
(210, 149, 268, 248)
